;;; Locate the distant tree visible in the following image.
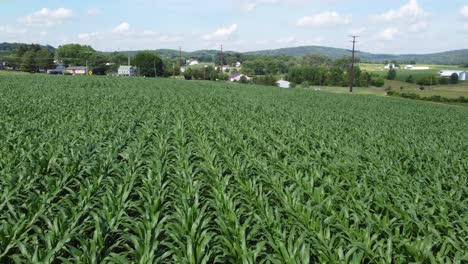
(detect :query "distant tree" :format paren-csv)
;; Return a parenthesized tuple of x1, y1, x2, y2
(301, 54, 333, 68)
(35, 49, 54, 70)
(20, 50, 37, 72)
(450, 73, 459, 84)
(55, 44, 97, 66)
(386, 69, 397, 80)
(133, 51, 163, 77)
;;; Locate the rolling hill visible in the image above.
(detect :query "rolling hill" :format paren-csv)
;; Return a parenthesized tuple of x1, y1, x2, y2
(1, 42, 467, 65)
(246, 46, 468, 65)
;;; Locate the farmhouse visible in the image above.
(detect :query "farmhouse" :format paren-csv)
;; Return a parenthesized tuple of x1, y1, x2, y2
(230, 73, 251, 82)
(439, 70, 467, 81)
(118, 65, 137, 76)
(66, 66, 89, 75)
(277, 80, 291, 88)
(384, 63, 396, 69)
(188, 60, 199, 66)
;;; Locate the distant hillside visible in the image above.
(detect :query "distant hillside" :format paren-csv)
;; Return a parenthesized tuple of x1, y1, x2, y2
(2, 42, 467, 65)
(115, 49, 236, 59)
(0, 42, 55, 52)
(246, 46, 468, 65)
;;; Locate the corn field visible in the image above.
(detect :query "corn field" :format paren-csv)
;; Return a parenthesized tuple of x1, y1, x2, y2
(0, 74, 467, 263)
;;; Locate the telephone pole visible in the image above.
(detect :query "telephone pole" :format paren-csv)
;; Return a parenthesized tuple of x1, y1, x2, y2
(179, 46, 182, 69)
(220, 44, 224, 70)
(349, 36, 359, 94)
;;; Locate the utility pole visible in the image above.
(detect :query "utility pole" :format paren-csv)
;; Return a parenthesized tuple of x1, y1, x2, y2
(179, 47, 182, 69)
(349, 36, 359, 94)
(220, 44, 224, 70)
(128, 55, 131, 66)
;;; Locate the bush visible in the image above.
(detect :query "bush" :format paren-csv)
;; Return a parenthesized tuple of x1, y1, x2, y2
(438, 78, 449, 85)
(371, 77, 385, 87)
(419, 86, 425, 90)
(405, 75, 414, 83)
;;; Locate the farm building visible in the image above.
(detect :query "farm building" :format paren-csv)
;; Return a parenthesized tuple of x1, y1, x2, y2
(230, 73, 251, 82)
(404, 65, 430, 70)
(118, 66, 137, 76)
(277, 80, 291, 88)
(66, 66, 90, 75)
(384, 63, 396, 69)
(47, 64, 66, 74)
(439, 70, 467, 81)
(188, 60, 199, 66)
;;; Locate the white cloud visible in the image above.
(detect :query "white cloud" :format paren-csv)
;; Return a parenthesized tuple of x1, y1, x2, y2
(461, 6, 468, 18)
(277, 36, 296, 45)
(87, 8, 99, 16)
(409, 22, 428, 32)
(372, 0, 428, 21)
(78, 32, 99, 40)
(297, 12, 351, 27)
(18, 8, 73, 26)
(379, 28, 399, 40)
(143, 30, 157, 36)
(241, 0, 294, 11)
(203, 24, 238, 41)
(0, 25, 27, 34)
(112, 22, 130, 33)
(464, 23, 468, 32)
(349, 27, 366, 35)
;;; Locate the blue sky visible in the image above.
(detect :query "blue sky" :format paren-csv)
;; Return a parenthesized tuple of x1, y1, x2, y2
(1, 0, 467, 54)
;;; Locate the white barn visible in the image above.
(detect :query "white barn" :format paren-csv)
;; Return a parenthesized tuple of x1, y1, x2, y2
(439, 70, 467, 81)
(404, 65, 430, 70)
(118, 66, 137, 76)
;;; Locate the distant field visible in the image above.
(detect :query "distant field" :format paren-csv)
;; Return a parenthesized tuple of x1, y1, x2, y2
(1, 74, 466, 262)
(360, 63, 466, 72)
(317, 80, 468, 101)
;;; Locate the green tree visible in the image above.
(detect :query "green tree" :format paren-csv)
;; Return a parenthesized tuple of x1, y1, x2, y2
(20, 50, 37, 72)
(35, 49, 54, 70)
(386, 69, 397, 80)
(133, 51, 163, 77)
(55, 44, 96, 66)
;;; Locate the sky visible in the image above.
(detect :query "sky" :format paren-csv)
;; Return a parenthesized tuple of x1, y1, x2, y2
(1, 0, 467, 54)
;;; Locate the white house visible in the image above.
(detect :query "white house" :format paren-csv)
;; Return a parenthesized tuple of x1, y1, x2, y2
(236, 62, 242, 67)
(384, 63, 396, 69)
(439, 70, 467, 81)
(229, 73, 251, 82)
(189, 60, 199, 66)
(118, 66, 137, 76)
(66, 66, 89, 75)
(277, 80, 291, 88)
